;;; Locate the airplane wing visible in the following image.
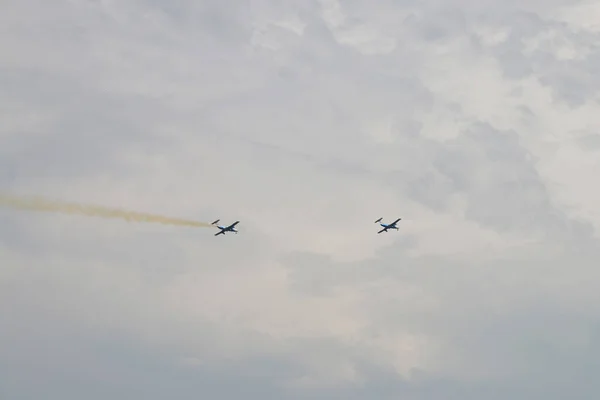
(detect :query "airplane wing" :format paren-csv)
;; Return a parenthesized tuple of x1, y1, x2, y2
(378, 227, 387, 234)
(374, 217, 382, 223)
(391, 218, 401, 225)
(211, 219, 220, 225)
(214, 230, 225, 236)
(228, 221, 240, 228)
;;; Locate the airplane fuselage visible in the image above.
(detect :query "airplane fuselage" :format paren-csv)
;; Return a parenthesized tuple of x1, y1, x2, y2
(217, 226, 237, 233)
(380, 223, 398, 230)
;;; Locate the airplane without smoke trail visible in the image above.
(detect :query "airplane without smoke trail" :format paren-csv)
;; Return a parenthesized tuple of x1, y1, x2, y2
(374, 217, 401, 234)
(211, 219, 239, 236)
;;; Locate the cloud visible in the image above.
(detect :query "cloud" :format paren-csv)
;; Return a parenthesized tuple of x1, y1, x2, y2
(2, 0, 600, 398)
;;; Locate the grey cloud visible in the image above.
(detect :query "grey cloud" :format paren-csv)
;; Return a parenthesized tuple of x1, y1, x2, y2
(278, 238, 600, 398)
(405, 6, 469, 42)
(470, 9, 600, 105)
(341, 0, 600, 106)
(2, 0, 600, 399)
(0, 330, 292, 400)
(427, 123, 592, 238)
(434, 125, 546, 216)
(0, 66, 179, 190)
(5, 237, 599, 400)
(577, 133, 600, 149)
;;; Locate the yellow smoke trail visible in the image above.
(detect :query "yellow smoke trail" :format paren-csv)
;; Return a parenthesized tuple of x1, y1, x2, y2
(0, 193, 211, 228)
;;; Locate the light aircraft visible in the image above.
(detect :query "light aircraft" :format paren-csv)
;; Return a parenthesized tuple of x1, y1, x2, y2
(374, 217, 401, 234)
(212, 219, 240, 236)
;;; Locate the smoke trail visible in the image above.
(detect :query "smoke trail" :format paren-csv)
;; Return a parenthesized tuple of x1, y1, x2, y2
(0, 193, 212, 228)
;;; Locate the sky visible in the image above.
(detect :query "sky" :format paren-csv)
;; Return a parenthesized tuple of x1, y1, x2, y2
(1, 0, 600, 398)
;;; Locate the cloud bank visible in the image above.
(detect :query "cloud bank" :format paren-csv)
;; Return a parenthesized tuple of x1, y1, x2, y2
(2, 0, 600, 398)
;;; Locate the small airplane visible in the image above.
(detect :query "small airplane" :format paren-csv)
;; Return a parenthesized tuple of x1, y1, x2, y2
(212, 219, 240, 236)
(374, 217, 401, 234)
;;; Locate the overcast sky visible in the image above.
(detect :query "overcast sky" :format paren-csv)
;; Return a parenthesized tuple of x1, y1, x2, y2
(2, 0, 600, 399)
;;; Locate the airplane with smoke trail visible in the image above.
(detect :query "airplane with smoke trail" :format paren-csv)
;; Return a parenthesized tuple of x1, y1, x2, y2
(374, 217, 401, 234)
(212, 219, 240, 236)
